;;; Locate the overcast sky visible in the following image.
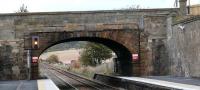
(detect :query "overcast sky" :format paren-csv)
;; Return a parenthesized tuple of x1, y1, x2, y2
(0, 0, 200, 13)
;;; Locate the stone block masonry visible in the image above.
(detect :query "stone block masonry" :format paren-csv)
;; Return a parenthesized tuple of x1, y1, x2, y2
(168, 16, 200, 78)
(0, 9, 179, 80)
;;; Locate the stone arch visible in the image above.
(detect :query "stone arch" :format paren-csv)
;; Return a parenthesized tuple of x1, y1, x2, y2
(25, 29, 140, 79)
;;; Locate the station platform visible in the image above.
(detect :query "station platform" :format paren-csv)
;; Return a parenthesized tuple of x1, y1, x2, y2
(120, 76, 200, 90)
(0, 79, 59, 90)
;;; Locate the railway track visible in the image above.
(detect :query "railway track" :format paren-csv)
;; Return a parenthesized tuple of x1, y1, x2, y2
(41, 63, 119, 90)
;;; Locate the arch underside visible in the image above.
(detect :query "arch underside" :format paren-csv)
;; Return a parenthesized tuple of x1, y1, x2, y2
(26, 29, 140, 78)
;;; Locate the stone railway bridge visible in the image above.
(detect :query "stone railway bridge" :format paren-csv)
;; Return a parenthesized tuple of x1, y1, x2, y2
(0, 9, 178, 80)
(25, 25, 140, 79)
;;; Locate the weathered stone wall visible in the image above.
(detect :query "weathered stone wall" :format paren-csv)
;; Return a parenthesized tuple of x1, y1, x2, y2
(0, 14, 27, 80)
(0, 41, 26, 80)
(167, 16, 200, 78)
(0, 9, 177, 79)
(139, 15, 170, 76)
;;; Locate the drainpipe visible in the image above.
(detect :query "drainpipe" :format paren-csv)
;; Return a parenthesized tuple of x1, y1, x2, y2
(27, 50, 31, 80)
(187, 0, 190, 14)
(138, 15, 144, 76)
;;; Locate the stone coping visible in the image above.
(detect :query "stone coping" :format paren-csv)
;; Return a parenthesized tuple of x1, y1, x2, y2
(0, 8, 178, 16)
(173, 15, 200, 25)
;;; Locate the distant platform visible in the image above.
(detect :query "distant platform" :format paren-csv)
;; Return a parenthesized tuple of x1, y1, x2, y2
(120, 76, 200, 90)
(0, 79, 59, 90)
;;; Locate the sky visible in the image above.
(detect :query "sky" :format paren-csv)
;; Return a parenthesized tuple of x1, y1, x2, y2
(0, 0, 200, 13)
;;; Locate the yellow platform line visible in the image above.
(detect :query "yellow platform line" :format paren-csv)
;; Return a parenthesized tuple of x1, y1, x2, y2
(37, 80, 45, 90)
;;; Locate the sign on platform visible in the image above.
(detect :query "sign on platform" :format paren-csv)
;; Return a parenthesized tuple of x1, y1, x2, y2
(32, 59, 38, 63)
(32, 57, 38, 60)
(32, 57, 38, 63)
(132, 54, 139, 61)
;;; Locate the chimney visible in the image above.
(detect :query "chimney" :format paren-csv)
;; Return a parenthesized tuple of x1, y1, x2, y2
(179, 0, 187, 15)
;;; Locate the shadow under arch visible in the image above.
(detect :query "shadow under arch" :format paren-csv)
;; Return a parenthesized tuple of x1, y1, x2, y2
(39, 37, 133, 76)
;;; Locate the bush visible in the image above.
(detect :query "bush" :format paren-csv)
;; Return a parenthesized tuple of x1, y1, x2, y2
(46, 54, 59, 64)
(80, 42, 112, 66)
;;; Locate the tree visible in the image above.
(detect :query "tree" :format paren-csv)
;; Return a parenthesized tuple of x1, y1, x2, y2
(120, 5, 141, 10)
(46, 54, 59, 64)
(16, 4, 28, 13)
(80, 42, 112, 66)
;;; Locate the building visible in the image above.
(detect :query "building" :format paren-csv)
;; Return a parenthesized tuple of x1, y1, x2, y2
(189, 4, 200, 15)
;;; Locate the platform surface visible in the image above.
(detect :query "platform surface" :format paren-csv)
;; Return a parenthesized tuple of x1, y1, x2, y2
(0, 79, 59, 90)
(120, 76, 200, 90)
